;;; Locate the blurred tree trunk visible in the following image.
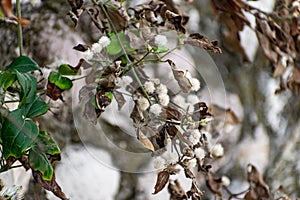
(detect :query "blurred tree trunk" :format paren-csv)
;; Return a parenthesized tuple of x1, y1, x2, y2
(194, 0, 300, 196)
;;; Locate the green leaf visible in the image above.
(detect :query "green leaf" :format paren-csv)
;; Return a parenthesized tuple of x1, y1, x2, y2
(35, 131, 61, 155)
(48, 72, 73, 90)
(106, 33, 122, 55)
(154, 45, 168, 53)
(105, 92, 113, 100)
(16, 71, 37, 106)
(29, 131, 61, 180)
(1, 109, 39, 159)
(0, 71, 17, 90)
(106, 32, 135, 55)
(29, 146, 53, 181)
(5, 56, 39, 73)
(21, 96, 49, 118)
(58, 64, 80, 76)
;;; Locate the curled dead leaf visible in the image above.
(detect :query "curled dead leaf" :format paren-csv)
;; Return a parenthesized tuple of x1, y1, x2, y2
(171, 69, 193, 93)
(185, 33, 222, 54)
(161, 106, 182, 121)
(246, 164, 270, 199)
(153, 170, 170, 194)
(32, 170, 68, 200)
(137, 129, 155, 151)
(0, 0, 30, 26)
(206, 172, 222, 197)
(168, 180, 187, 199)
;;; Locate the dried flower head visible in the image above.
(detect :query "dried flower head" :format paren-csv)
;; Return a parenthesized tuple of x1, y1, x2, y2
(115, 76, 133, 88)
(156, 84, 168, 95)
(138, 96, 150, 111)
(150, 104, 162, 116)
(82, 49, 93, 61)
(211, 143, 224, 158)
(186, 158, 197, 169)
(194, 147, 205, 160)
(221, 176, 231, 186)
(98, 36, 111, 47)
(159, 94, 170, 106)
(144, 81, 155, 94)
(190, 78, 200, 91)
(91, 42, 103, 54)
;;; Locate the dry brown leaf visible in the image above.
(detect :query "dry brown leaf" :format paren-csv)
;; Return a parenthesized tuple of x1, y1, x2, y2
(185, 33, 222, 54)
(87, 6, 106, 32)
(246, 164, 270, 199)
(137, 129, 155, 151)
(192, 102, 211, 122)
(224, 109, 241, 124)
(220, 16, 249, 62)
(208, 104, 240, 124)
(164, 10, 186, 34)
(172, 69, 192, 93)
(287, 68, 300, 94)
(273, 59, 286, 78)
(104, 4, 129, 32)
(32, 171, 68, 200)
(211, 0, 250, 30)
(187, 181, 203, 199)
(0, 0, 13, 18)
(161, 106, 182, 121)
(67, 0, 83, 26)
(156, 125, 168, 149)
(153, 170, 170, 194)
(0, 0, 30, 26)
(255, 30, 278, 63)
(73, 44, 90, 52)
(206, 172, 222, 197)
(168, 180, 187, 199)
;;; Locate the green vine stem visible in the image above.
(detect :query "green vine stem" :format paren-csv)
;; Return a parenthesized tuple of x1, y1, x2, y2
(16, 0, 23, 56)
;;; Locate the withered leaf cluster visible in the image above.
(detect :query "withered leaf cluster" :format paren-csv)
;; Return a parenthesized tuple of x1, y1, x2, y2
(244, 164, 270, 199)
(65, 1, 237, 199)
(212, 0, 300, 94)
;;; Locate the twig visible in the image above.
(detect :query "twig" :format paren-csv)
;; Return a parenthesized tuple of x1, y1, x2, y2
(16, 0, 23, 56)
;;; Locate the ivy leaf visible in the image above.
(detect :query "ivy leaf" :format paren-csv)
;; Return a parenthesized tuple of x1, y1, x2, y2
(29, 131, 61, 181)
(16, 71, 37, 106)
(29, 146, 53, 180)
(35, 131, 61, 156)
(47, 72, 73, 100)
(58, 64, 79, 76)
(48, 72, 73, 90)
(5, 56, 39, 73)
(0, 71, 16, 90)
(58, 59, 83, 76)
(1, 109, 39, 159)
(21, 96, 49, 118)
